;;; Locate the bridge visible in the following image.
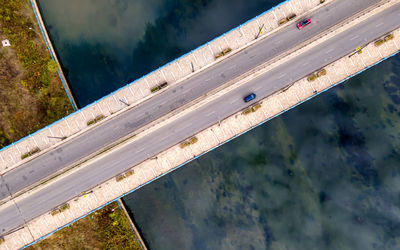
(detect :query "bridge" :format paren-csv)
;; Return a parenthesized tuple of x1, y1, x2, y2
(1, 0, 400, 248)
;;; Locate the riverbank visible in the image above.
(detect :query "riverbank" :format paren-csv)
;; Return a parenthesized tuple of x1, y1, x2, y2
(26, 202, 141, 249)
(0, 0, 73, 148)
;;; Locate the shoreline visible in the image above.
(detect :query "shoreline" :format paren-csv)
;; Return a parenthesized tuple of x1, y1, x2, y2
(29, 0, 78, 110)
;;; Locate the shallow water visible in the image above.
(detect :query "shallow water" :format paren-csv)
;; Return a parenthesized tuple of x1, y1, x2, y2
(123, 54, 400, 250)
(37, 0, 283, 107)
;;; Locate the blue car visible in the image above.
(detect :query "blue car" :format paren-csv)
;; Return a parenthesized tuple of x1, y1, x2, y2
(244, 93, 256, 102)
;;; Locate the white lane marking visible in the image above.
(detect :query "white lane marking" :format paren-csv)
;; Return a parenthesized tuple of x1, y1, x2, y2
(230, 98, 237, 104)
(375, 22, 384, 27)
(350, 35, 359, 41)
(325, 48, 334, 54)
(205, 111, 216, 117)
(278, 73, 286, 79)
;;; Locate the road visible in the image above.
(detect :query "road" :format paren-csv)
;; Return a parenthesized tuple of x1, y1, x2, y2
(1, 0, 399, 236)
(0, 0, 380, 201)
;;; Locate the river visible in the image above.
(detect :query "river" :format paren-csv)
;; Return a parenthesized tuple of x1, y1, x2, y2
(36, 0, 400, 249)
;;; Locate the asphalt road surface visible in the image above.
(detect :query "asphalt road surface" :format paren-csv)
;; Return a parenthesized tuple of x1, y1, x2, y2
(1, 0, 399, 236)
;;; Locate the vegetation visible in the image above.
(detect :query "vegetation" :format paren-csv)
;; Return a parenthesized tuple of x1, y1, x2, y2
(278, 14, 296, 26)
(51, 203, 70, 216)
(375, 39, 385, 46)
(307, 68, 327, 82)
(21, 146, 40, 159)
(116, 170, 134, 182)
(384, 34, 394, 41)
(151, 81, 168, 93)
(87, 114, 105, 126)
(375, 34, 394, 46)
(116, 175, 125, 182)
(214, 47, 232, 59)
(242, 103, 262, 115)
(320, 0, 325, 4)
(316, 69, 327, 77)
(0, 0, 73, 150)
(28, 202, 141, 250)
(307, 74, 317, 82)
(180, 136, 198, 148)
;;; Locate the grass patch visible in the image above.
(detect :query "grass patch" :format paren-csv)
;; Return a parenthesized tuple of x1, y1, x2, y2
(180, 136, 198, 148)
(87, 114, 105, 126)
(21, 147, 40, 159)
(0, 0, 73, 150)
(28, 202, 140, 250)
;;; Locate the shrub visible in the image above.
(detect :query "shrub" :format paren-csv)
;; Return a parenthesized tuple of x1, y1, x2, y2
(320, 0, 325, 3)
(21, 147, 41, 159)
(242, 108, 252, 115)
(214, 48, 232, 59)
(59, 203, 70, 212)
(180, 141, 190, 148)
(151, 85, 161, 93)
(279, 18, 287, 25)
(222, 48, 232, 55)
(180, 137, 198, 148)
(374, 39, 384, 46)
(189, 137, 198, 144)
(159, 82, 168, 88)
(251, 103, 262, 112)
(125, 170, 134, 177)
(116, 175, 125, 182)
(50, 209, 60, 216)
(0, 237, 4, 244)
(87, 114, 105, 126)
(317, 69, 327, 77)
(307, 74, 317, 82)
(288, 14, 296, 20)
(384, 34, 394, 41)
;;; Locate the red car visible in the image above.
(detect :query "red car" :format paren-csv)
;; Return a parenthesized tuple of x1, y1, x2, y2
(297, 19, 311, 29)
